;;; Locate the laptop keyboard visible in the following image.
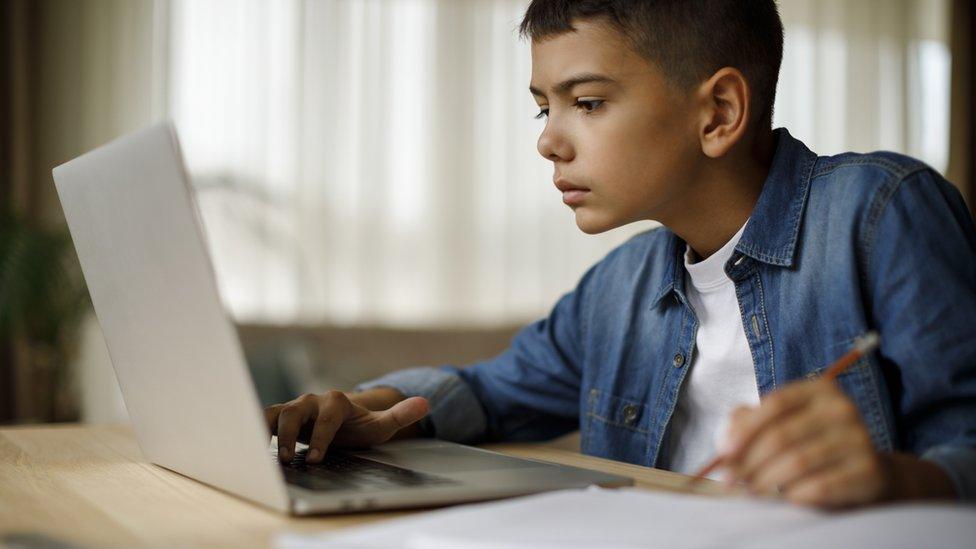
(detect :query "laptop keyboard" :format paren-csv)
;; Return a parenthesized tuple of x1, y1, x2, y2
(275, 448, 459, 492)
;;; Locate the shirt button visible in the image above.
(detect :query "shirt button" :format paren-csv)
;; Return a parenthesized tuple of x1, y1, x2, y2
(622, 404, 638, 424)
(673, 353, 685, 367)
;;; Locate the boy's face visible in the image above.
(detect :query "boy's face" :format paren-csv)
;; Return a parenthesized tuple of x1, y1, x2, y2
(530, 19, 702, 234)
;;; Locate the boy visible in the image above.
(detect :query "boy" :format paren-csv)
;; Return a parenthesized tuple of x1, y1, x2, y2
(264, 0, 975, 508)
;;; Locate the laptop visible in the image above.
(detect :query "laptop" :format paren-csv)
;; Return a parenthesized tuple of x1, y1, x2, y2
(52, 122, 633, 515)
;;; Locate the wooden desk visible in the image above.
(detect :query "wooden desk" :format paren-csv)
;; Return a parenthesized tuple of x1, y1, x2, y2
(0, 424, 724, 548)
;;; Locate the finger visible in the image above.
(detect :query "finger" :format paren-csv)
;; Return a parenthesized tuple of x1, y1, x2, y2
(331, 396, 430, 448)
(264, 404, 284, 436)
(749, 431, 846, 495)
(734, 403, 829, 483)
(725, 380, 827, 461)
(305, 393, 352, 464)
(276, 395, 317, 463)
(371, 396, 429, 440)
(784, 454, 886, 509)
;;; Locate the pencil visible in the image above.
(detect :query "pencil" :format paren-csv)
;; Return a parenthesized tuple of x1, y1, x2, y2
(685, 331, 881, 486)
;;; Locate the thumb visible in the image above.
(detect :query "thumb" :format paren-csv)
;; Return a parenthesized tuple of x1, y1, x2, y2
(376, 396, 429, 434)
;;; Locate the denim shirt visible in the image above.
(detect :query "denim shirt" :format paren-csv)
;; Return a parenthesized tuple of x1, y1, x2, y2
(356, 128, 976, 500)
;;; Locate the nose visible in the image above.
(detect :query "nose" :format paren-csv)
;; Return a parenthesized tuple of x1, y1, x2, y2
(537, 120, 574, 162)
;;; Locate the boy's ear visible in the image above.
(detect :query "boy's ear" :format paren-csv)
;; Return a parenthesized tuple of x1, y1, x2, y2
(696, 67, 751, 158)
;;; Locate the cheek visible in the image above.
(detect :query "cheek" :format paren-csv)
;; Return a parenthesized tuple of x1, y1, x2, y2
(606, 111, 696, 189)
(580, 118, 648, 181)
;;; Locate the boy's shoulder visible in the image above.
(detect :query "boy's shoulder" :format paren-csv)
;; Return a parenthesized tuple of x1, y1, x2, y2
(808, 148, 948, 201)
(812, 148, 930, 180)
(800, 147, 974, 269)
(804, 148, 967, 231)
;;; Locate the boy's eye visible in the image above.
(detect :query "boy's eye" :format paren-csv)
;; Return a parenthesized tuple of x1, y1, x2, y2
(533, 99, 604, 120)
(574, 99, 604, 113)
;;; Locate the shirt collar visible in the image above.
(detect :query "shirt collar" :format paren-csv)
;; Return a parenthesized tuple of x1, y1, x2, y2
(653, 128, 817, 307)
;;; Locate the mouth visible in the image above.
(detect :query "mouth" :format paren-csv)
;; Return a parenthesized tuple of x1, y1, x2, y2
(554, 179, 590, 206)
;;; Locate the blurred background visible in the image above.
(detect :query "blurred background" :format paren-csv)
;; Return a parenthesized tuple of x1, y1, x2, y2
(1, 0, 972, 427)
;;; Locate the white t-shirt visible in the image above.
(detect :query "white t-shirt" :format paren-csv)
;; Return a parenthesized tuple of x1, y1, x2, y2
(664, 221, 760, 478)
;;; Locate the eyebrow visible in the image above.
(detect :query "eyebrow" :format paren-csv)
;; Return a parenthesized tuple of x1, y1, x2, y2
(529, 73, 618, 97)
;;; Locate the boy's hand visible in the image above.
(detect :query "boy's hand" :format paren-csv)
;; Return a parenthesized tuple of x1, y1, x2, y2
(721, 378, 957, 508)
(264, 389, 429, 465)
(721, 379, 887, 508)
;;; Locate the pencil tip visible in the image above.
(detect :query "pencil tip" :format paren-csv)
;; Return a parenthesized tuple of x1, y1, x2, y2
(855, 331, 880, 353)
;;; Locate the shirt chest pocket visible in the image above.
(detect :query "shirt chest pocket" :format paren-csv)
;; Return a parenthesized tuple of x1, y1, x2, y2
(581, 388, 652, 466)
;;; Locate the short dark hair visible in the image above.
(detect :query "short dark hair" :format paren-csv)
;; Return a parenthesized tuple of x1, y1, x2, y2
(519, 0, 784, 128)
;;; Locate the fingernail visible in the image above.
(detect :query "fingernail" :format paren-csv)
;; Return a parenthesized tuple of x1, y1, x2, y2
(308, 449, 321, 462)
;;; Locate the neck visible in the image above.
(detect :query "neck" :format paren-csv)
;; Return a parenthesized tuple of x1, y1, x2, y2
(664, 129, 776, 260)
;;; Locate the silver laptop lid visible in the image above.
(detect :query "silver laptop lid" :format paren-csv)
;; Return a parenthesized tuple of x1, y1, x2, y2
(53, 122, 290, 512)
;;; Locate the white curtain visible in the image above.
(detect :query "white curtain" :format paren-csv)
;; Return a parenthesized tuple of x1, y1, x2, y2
(169, 0, 650, 326)
(775, 0, 951, 170)
(165, 0, 951, 327)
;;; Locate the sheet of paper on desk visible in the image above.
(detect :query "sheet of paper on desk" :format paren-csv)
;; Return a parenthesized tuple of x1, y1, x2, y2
(275, 486, 976, 549)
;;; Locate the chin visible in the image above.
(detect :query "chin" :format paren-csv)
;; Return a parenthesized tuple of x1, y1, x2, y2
(573, 209, 621, 234)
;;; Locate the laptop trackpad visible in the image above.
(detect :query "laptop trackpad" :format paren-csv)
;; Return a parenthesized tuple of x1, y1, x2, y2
(351, 445, 548, 473)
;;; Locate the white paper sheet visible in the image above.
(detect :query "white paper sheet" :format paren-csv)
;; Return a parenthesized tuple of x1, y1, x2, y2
(744, 504, 976, 549)
(276, 486, 976, 549)
(275, 486, 830, 549)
